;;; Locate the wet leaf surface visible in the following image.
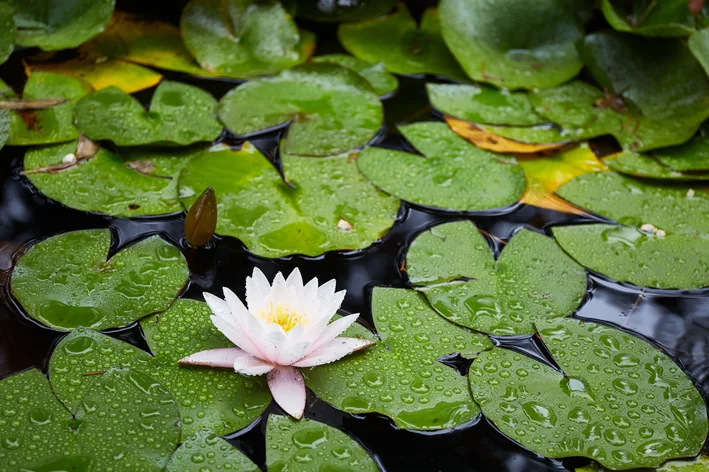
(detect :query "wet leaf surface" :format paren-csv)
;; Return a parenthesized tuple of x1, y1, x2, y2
(266, 415, 378, 471)
(11, 229, 189, 331)
(74, 80, 222, 146)
(439, 0, 583, 89)
(179, 142, 399, 258)
(601, 0, 707, 37)
(165, 428, 259, 472)
(306, 287, 492, 431)
(181, 0, 314, 78)
(338, 6, 468, 81)
(24, 142, 196, 217)
(140, 299, 271, 437)
(312, 54, 398, 96)
(553, 171, 709, 289)
(471, 318, 709, 470)
(650, 123, 709, 172)
(357, 122, 526, 211)
(445, 117, 569, 154)
(218, 63, 382, 156)
(605, 151, 709, 181)
(0, 4, 14, 66)
(577, 454, 709, 471)
(408, 222, 586, 335)
(7, 0, 115, 51)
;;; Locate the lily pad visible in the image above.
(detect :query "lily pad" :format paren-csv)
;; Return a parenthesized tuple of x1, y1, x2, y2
(0, 369, 83, 470)
(297, 0, 396, 22)
(75, 367, 180, 471)
(165, 429, 259, 472)
(651, 123, 709, 172)
(0, 3, 15, 66)
(408, 222, 586, 335)
(11, 229, 189, 331)
(7, 72, 93, 146)
(73, 80, 222, 146)
(689, 27, 709, 76)
(178, 142, 399, 258)
(578, 455, 709, 472)
(7, 0, 115, 50)
(438, 0, 583, 89)
(266, 415, 378, 471)
(552, 171, 709, 289)
(141, 299, 272, 437)
(180, 0, 314, 78)
(306, 287, 493, 431)
(357, 122, 526, 212)
(427, 83, 547, 126)
(338, 6, 468, 81)
(218, 63, 382, 156)
(470, 318, 709, 470)
(601, 0, 707, 37)
(605, 152, 709, 181)
(49, 327, 152, 413)
(312, 54, 398, 96)
(24, 141, 196, 217)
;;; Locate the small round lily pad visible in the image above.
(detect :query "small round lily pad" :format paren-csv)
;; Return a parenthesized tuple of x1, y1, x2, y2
(312, 54, 398, 96)
(11, 229, 189, 331)
(166, 429, 259, 472)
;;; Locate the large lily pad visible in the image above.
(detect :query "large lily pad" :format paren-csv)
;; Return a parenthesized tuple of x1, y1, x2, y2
(297, 0, 396, 22)
(266, 415, 378, 471)
(49, 328, 152, 413)
(178, 142, 399, 258)
(306, 287, 492, 431)
(553, 171, 709, 289)
(438, 0, 583, 89)
(218, 63, 382, 156)
(601, 0, 707, 37)
(605, 152, 709, 181)
(180, 0, 314, 78)
(338, 6, 468, 81)
(312, 54, 398, 97)
(408, 222, 586, 335)
(7, 72, 93, 146)
(7, 0, 115, 50)
(141, 299, 272, 437)
(470, 318, 709, 470)
(73, 80, 222, 146)
(75, 367, 180, 471)
(578, 455, 709, 472)
(24, 142, 196, 217)
(11, 229, 189, 331)
(0, 369, 83, 470)
(0, 3, 15, 66)
(165, 429, 259, 472)
(357, 122, 526, 212)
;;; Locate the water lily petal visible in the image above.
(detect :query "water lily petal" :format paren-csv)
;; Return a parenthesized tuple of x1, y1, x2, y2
(316, 289, 345, 321)
(293, 337, 375, 368)
(222, 287, 266, 352)
(278, 340, 314, 365)
(267, 366, 306, 419)
(210, 315, 264, 359)
(285, 267, 304, 292)
(246, 267, 271, 315)
(178, 347, 243, 368)
(232, 352, 275, 376)
(203, 292, 231, 319)
(261, 328, 288, 363)
(309, 313, 360, 352)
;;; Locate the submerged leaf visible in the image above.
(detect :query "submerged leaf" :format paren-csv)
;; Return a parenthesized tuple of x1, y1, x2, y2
(471, 318, 709, 470)
(166, 429, 259, 472)
(11, 229, 188, 331)
(184, 187, 217, 248)
(312, 54, 398, 96)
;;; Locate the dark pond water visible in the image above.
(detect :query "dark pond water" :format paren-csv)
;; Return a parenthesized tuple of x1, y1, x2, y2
(0, 2, 708, 471)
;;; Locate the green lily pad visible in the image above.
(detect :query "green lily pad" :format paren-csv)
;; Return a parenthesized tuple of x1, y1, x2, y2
(605, 152, 709, 181)
(165, 429, 259, 472)
(24, 142, 196, 217)
(178, 142, 399, 258)
(0, 369, 83, 470)
(7, 0, 114, 50)
(651, 124, 709, 171)
(297, 0, 396, 22)
(218, 63, 382, 157)
(49, 327, 152, 413)
(338, 6, 468, 81)
(0, 3, 15, 66)
(141, 299, 271, 437)
(180, 0, 314, 78)
(408, 223, 586, 336)
(312, 54, 398, 96)
(11, 229, 189, 331)
(266, 415, 378, 471)
(357, 122, 526, 211)
(601, 0, 706, 37)
(470, 318, 709, 470)
(427, 83, 547, 126)
(75, 367, 180, 471)
(552, 171, 709, 289)
(578, 455, 709, 472)
(438, 0, 583, 89)
(7, 72, 93, 146)
(689, 27, 709, 76)
(306, 287, 492, 431)
(73, 80, 222, 146)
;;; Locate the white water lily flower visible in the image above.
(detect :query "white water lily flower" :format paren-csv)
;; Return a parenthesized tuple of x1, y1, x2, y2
(178, 267, 375, 419)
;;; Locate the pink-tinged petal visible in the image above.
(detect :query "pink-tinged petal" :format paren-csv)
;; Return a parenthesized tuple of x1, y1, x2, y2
(277, 340, 314, 365)
(211, 315, 264, 359)
(246, 267, 271, 315)
(222, 287, 267, 355)
(178, 348, 243, 368)
(233, 354, 275, 376)
(293, 337, 375, 368)
(308, 313, 359, 352)
(267, 366, 306, 419)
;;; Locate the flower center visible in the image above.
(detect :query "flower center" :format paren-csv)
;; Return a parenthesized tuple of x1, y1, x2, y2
(261, 303, 307, 332)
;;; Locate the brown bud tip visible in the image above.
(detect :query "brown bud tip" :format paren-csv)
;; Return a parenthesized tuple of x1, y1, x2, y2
(185, 187, 217, 248)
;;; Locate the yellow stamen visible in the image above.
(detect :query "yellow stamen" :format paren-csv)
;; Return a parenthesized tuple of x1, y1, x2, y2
(261, 302, 307, 332)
